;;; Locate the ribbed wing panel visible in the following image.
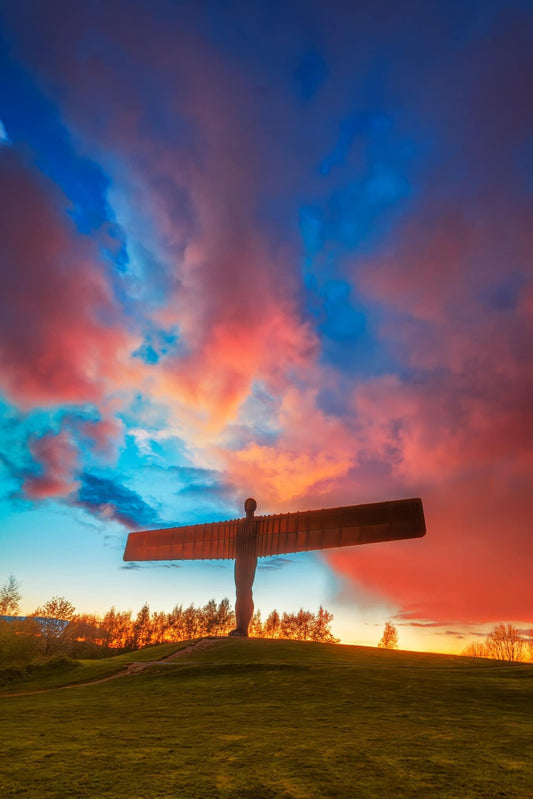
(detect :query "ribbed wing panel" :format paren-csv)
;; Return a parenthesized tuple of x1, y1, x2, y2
(123, 498, 425, 562)
(123, 518, 240, 562)
(255, 498, 425, 557)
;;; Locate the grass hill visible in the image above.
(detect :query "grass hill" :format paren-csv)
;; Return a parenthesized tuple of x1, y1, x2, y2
(1, 638, 532, 798)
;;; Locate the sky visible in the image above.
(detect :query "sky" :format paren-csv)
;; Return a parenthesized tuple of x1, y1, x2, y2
(0, 0, 532, 653)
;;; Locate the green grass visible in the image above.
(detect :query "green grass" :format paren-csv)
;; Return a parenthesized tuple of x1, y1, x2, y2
(0, 641, 191, 693)
(1, 639, 532, 799)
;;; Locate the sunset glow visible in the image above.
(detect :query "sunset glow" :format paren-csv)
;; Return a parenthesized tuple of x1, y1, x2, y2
(1, 0, 532, 654)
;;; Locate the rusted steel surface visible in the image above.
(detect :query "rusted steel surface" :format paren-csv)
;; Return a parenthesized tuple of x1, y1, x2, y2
(123, 518, 240, 561)
(123, 497, 425, 562)
(256, 497, 425, 556)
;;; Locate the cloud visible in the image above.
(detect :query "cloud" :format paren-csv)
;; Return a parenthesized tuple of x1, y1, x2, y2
(0, 148, 137, 410)
(222, 384, 359, 506)
(23, 430, 80, 499)
(75, 473, 161, 530)
(1, 0, 318, 443)
(120, 561, 181, 570)
(258, 557, 296, 571)
(395, 619, 453, 629)
(176, 479, 235, 500)
(318, 15, 533, 625)
(0, 118, 10, 144)
(1, 0, 532, 632)
(80, 415, 125, 461)
(437, 632, 466, 640)
(325, 471, 533, 625)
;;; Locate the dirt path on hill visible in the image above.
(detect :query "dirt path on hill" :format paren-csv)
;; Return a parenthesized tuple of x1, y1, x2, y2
(0, 637, 227, 697)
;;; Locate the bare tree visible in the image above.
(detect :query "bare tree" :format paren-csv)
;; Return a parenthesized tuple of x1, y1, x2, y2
(462, 641, 488, 658)
(378, 621, 399, 649)
(0, 575, 22, 616)
(485, 623, 525, 662)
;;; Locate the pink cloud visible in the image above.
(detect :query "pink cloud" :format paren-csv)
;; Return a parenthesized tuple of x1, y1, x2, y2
(336, 22, 533, 625)
(81, 414, 125, 460)
(3, 4, 319, 440)
(23, 430, 80, 499)
(0, 150, 137, 410)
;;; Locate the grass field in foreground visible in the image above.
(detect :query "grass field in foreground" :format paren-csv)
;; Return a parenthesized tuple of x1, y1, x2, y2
(1, 639, 532, 799)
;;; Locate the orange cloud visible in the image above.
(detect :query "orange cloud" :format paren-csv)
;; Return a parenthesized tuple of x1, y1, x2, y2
(221, 386, 358, 505)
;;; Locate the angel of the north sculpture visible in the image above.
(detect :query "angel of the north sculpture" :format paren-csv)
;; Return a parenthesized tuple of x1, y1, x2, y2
(124, 496, 426, 637)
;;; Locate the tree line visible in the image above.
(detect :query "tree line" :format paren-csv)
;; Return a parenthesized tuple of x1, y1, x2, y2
(3, 575, 531, 665)
(376, 620, 533, 661)
(461, 623, 533, 662)
(0, 575, 338, 665)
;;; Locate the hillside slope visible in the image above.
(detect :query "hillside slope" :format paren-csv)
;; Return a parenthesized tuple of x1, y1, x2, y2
(2, 639, 532, 799)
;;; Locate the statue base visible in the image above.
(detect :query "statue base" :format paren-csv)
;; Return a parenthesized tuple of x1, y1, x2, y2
(228, 628, 248, 637)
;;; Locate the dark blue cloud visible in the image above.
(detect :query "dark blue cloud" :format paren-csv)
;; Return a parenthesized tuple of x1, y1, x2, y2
(120, 561, 181, 570)
(319, 280, 366, 342)
(258, 556, 296, 570)
(0, 42, 113, 237)
(319, 111, 394, 176)
(76, 473, 161, 529)
(177, 482, 235, 499)
(171, 467, 239, 522)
